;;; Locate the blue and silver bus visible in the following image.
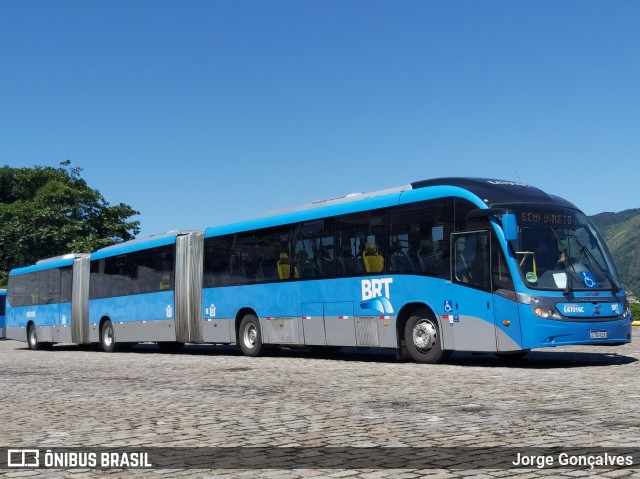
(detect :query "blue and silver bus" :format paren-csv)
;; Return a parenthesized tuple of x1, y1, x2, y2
(4, 254, 89, 349)
(5, 178, 633, 362)
(0, 289, 6, 338)
(200, 178, 632, 362)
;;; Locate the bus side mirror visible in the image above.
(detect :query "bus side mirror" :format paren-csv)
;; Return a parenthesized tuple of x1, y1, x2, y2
(502, 213, 517, 242)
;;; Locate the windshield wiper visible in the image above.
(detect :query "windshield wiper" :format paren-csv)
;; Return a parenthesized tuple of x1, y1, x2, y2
(565, 231, 621, 293)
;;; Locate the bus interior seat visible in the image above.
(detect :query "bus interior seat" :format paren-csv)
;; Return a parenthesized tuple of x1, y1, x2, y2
(277, 253, 291, 280)
(363, 243, 384, 273)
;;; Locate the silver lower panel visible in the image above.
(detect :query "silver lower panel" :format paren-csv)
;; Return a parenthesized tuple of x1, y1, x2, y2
(201, 318, 234, 343)
(264, 317, 301, 344)
(5, 325, 72, 344)
(88, 319, 177, 343)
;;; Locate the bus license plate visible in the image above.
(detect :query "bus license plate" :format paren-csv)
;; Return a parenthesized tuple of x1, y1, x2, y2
(590, 330, 608, 339)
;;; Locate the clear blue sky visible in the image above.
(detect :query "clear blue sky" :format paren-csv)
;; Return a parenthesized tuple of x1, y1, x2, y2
(2, 1, 639, 236)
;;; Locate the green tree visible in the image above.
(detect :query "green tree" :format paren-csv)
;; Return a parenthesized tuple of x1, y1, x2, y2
(0, 161, 140, 285)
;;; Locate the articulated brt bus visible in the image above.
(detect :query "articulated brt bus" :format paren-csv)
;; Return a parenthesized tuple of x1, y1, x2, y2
(5, 178, 633, 362)
(0, 289, 6, 338)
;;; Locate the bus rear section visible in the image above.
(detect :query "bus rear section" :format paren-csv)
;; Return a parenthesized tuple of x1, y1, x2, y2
(5, 254, 89, 349)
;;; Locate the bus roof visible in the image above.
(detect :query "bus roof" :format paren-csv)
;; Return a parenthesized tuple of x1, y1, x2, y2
(90, 230, 196, 260)
(410, 178, 576, 208)
(205, 177, 576, 238)
(10, 256, 79, 276)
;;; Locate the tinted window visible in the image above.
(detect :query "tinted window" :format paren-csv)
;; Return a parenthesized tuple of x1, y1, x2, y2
(336, 210, 386, 276)
(255, 226, 292, 281)
(452, 231, 491, 291)
(454, 198, 482, 232)
(203, 235, 236, 287)
(293, 219, 336, 279)
(7, 267, 68, 307)
(90, 245, 175, 299)
(491, 232, 514, 292)
(388, 198, 454, 278)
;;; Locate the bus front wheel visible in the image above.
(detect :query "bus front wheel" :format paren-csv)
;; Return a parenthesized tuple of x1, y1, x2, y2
(239, 314, 265, 357)
(100, 320, 116, 353)
(404, 313, 450, 364)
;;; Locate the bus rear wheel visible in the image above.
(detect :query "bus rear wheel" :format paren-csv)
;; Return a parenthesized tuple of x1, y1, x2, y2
(239, 314, 265, 357)
(100, 320, 116, 353)
(404, 312, 450, 364)
(27, 324, 40, 351)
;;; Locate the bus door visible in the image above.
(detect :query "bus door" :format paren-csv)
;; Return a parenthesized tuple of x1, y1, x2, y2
(490, 237, 523, 352)
(450, 231, 496, 352)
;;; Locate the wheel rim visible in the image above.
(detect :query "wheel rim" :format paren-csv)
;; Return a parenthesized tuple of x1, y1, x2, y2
(29, 327, 36, 347)
(243, 324, 257, 349)
(103, 326, 113, 348)
(412, 320, 437, 352)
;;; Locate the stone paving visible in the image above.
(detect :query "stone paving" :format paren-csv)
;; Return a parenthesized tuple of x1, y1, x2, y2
(0, 329, 639, 478)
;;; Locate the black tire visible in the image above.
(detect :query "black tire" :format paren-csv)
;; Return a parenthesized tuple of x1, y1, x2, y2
(404, 311, 451, 364)
(158, 341, 185, 352)
(27, 323, 40, 351)
(238, 314, 265, 357)
(100, 320, 116, 353)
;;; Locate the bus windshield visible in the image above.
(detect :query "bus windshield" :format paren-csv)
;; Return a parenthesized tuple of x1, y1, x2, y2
(507, 205, 621, 292)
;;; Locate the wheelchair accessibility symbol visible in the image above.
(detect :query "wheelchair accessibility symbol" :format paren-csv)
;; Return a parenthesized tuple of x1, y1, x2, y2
(444, 300, 454, 313)
(580, 272, 597, 289)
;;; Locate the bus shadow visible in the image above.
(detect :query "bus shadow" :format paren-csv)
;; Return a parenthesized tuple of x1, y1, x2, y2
(447, 350, 637, 369)
(15, 343, 638, 368)
(134, 344, 639, 368)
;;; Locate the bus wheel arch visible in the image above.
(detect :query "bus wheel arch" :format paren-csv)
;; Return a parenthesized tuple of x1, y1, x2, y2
(99, 316, 116, 353)
(236, 309, 266, 357)
(235, 308, 257, 341)
(27, 321, 39, 350)
(26, 321, 52, 351)
(397, 303, 451, 364)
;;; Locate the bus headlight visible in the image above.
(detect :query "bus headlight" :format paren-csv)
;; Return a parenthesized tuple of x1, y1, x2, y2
(533, 307, 561, 320)
(534, 307, 549, 318)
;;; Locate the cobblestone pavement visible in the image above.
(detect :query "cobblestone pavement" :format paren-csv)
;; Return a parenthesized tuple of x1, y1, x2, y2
(1, 329, 639, 479)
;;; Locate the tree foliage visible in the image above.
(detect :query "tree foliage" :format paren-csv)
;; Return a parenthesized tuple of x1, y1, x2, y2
(0, 161, 140, 285)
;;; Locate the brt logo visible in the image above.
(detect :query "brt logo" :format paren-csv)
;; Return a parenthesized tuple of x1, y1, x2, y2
(360, 278, 394, 314)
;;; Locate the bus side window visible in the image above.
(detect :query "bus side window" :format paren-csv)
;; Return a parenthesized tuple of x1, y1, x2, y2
(293, 219, 335, 279)
(255, 226, 292, 282)
(336, 210, 386, 277)
(453, 231, 491, 291)
(492, 232, 515, 292)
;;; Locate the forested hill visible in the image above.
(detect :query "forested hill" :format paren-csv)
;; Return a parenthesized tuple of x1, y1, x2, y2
(589, 209, 640, 296)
